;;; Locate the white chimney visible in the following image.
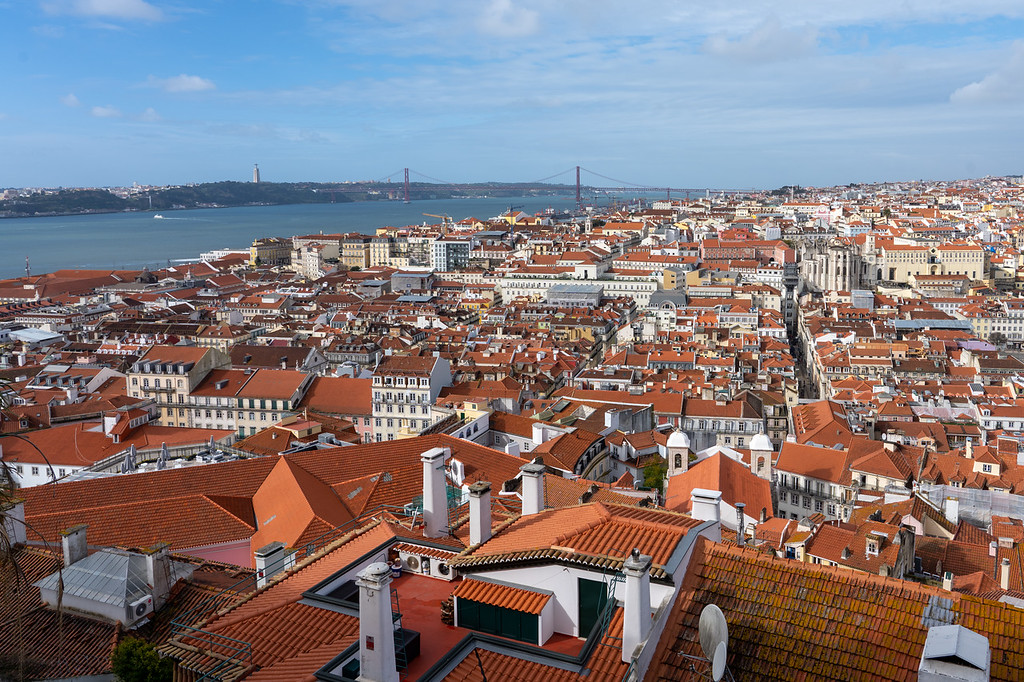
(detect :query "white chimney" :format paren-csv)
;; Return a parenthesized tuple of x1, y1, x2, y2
(1001, 558, 1011, 591)
(942, 571, 953, 592)
(254, 541, 290, 589)
(691, 489, 722, 524)
(421, 447, 450, 538)
(520, 459, 546, 516)
(621, 549, 652, 663)
(468, 481, 492, 546)
(944, 497, 959, 526)
(735, 503, 746, 546)
(1, 499, 26, 546)
(356, 562, 399, 682)
(61, 524, 88, 567)
(144, 541, 172, 609)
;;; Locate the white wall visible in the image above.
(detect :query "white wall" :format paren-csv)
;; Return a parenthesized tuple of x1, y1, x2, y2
(471, 564, 673, 637)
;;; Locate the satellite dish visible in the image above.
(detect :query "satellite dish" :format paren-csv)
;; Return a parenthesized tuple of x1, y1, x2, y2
(699, 603, 729, 662)
(712, 641, 727, 682)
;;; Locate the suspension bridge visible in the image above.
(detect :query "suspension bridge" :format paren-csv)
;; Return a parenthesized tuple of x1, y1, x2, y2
(318, 166, 758, 207)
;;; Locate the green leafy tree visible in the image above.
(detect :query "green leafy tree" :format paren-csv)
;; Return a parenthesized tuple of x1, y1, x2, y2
(642, 460, 667, 490)
(111, 638, 172, 682)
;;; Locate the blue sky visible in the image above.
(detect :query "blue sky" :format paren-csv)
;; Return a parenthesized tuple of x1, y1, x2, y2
(2, 0, 1023, 189)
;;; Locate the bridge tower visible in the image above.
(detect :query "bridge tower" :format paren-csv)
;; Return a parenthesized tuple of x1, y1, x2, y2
(575, 165, 581, 210)
(403, 168, 410, 204)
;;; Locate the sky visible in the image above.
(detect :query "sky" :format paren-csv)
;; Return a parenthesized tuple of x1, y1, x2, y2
(1, 0, 1023, 189)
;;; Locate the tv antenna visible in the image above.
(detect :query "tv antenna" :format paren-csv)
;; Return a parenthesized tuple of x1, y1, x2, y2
(677, 603, 733, 681)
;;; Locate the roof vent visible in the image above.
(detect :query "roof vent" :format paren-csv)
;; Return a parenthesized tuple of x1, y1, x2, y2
(918, 625, 990, 682)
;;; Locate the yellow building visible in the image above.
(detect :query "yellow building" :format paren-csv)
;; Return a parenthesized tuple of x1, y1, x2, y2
(250, 237, 292, 266)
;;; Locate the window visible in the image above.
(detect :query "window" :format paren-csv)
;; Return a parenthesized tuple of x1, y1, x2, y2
(983, 464, 992, 473)
(31, 466, 40, 476)
(131, 377, 138, 385)
(802, 496, 811, 509)
(779, 491, 787, 503)
(249, 412, 255, 421)
(260, 413, 266, 421)
(814, 500, 823, 512)
(59, 468, 66, 477)
(387, 419, 394, 428)
(375, 418, 382, 427)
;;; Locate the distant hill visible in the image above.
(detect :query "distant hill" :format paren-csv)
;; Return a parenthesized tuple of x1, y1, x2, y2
(0, 179, 576, 218)
(0, 182, 353, 218)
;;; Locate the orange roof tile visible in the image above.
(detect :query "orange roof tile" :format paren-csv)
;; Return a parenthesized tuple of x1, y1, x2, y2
(453, 579, 551, 615)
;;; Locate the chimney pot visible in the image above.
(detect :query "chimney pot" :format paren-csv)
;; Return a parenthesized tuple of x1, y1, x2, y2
(1001, 558, 1011, 591)
(690, 489, 722, 542)
(942, 571, 953, 591)
(622, 549, 653, 662)
(356, 562, 400, 682)
(468, 481, 492, 546)
(61, 524, 88, 567)
(520, 459, 546, 516)
(421, 447, 450, 538)
(735, 502, 746, 546)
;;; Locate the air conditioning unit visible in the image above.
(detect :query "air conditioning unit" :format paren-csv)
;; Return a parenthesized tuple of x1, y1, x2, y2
(127, 595, 154, 622)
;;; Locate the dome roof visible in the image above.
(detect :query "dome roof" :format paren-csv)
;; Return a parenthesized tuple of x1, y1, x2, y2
(750, 432, 773, 452)
(667, 430, 690, 450)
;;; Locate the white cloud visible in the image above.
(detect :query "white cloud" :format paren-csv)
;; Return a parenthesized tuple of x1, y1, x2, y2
(476, 0, 539, 38)
(139, 107, 161, 121)
(43, 0, 164, 21)
(91, 104, 121, 117)
(950, 41, 1024, 104)
(145, 74, 216, 93)
(703, 16, 818, 62)
(61, 93, 81, 107)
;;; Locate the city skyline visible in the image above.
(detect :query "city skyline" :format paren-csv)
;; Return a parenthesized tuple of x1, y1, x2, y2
(2, 1, 1023, 189)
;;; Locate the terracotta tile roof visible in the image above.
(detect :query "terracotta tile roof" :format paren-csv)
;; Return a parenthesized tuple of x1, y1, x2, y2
(249, 457, 354, 554)
(452, 502, 703, 579)
(161, 521, 391, 676)
(664, 453, 773, 520)
(299, 376, 372, 416)
(775, 441, 854, 485)
(453, 579, 551, 615)
(648, 538, 1024, 682)
(439, 607, 629, 681)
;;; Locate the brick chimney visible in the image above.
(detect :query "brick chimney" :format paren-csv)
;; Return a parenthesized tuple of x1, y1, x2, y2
(421, 447, 450, 538)
(468, 481, 492, 546)
(520, 459, 546, 516)
(622, 549, 652, 663)
(356, 562, 399, 682)
(61, 524, 88, 567)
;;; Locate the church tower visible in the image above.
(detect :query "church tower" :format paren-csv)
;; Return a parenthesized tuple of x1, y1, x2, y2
(666, 430, 691, 478)
(749, 428, 773, 481)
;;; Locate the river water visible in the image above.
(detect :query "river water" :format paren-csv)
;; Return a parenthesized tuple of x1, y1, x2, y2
(0, 195, 583, 279)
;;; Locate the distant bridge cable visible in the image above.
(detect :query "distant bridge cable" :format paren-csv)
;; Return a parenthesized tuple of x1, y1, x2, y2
(579, 167, 660, 190)
(374, 170, 407, 184)
(525, 167, 577, 185)
(408, 169, 462, 187)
